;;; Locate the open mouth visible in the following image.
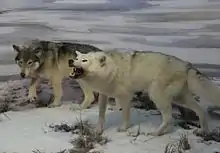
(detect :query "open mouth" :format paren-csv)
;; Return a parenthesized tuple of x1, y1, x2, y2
(69, 67, 85, 79)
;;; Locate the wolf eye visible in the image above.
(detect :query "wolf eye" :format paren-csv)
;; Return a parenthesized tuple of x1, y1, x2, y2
(27, 61, 33, 65)
(82, 59, 88, 62)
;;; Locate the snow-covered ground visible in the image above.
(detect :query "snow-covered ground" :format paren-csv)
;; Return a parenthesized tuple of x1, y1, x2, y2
(0, 103, 220, 153)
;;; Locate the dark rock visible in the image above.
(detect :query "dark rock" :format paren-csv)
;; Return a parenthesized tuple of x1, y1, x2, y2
(207, 106, 220, 119)
(131, 91, 157, 110)
(174, 104, 199, 121)
(194, 127, 220, 142)
(35, 90, 54, 108)
(0, 77, 84, 112)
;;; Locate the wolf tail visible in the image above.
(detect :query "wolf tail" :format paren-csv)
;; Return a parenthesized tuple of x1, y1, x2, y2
(187, 67, 220, 107)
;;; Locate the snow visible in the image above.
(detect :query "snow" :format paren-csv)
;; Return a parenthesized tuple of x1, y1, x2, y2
(0, 102, 220, 153)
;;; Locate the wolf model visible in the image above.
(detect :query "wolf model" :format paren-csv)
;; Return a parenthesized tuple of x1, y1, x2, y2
(13, 39, 102, 108)
(69, 50, 220, 136)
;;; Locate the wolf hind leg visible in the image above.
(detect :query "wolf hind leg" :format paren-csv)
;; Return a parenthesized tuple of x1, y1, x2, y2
(71, 81, 95, 110)
(48, 76, 63, 108)
(147, 73, 188, 136)
(147, 81, 180, 136)
(180, 92, 208, 134)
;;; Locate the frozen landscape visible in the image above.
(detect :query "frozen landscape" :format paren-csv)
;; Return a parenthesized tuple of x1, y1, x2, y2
(0, 0, 220, 152)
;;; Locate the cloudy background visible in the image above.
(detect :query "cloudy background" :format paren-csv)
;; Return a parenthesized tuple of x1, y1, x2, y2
(0, 0, 220, 76)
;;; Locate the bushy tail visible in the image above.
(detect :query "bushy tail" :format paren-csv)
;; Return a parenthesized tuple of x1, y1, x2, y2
(187, 68, 220, 107)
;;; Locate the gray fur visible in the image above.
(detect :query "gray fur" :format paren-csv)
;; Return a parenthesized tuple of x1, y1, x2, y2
(14, 39, 102, 75)
(13, 39, 102, 108)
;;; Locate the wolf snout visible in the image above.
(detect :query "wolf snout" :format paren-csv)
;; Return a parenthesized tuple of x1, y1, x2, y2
(68, 59, 75, 67)
(20, 73, 26, 78)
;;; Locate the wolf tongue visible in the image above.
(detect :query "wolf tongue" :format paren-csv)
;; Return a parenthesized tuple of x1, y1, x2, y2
(76, 67, 84, 74)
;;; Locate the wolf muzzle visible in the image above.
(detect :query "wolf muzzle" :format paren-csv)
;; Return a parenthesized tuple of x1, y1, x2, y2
(69, 67, 85, 79)
(68, 59, 85, 79)
(20, 72, 26, 78)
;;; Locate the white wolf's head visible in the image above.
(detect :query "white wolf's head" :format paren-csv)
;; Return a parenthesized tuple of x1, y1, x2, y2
(69, 51, 114, 79)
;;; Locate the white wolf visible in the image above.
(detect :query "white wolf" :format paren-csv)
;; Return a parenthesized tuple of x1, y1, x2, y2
(69, 50, 220, 136)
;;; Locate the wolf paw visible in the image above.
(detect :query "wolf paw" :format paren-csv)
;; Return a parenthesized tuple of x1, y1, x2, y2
(28, 95, 37, 102)
(193, 128, 208, 136)
(48, 103, 62, 108)
(69, 104, 81, 111)
(146, 131, 160, 136)
(117, 124, 129, 132)
(95, 123, 104, 135)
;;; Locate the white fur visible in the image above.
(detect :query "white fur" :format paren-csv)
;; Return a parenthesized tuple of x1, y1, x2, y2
(72, 51, 220, 136)
(34, 62, 40, 70)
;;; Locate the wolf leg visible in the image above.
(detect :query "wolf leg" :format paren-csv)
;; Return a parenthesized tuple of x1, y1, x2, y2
(28, 77, 40, 102)
(95, 93, 108, 134)
(116, 96, 131, 132)
(149, 102, 172, 136)
(70, 81, 95, 110)
(147, 83, 173, 136)
(181, 92, 208, 134)
(147, 73, 188, 136)
(48, 76, 62, 108)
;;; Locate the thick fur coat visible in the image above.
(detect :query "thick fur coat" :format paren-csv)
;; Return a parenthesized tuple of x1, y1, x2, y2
(69, 50, 220, 136)
(13, 39, 101, 108)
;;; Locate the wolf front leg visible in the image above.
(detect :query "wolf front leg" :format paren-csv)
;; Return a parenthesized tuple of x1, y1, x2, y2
(96, 93, 108, 134)
(28, 77, 40, 102)
(48, 76, 63, 108)
(116, 96, 132, 132)
(70, 80, 95, 110)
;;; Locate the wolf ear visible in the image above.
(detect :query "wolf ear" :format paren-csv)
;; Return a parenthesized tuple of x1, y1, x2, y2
(35, 48, 43, 57)
(12, 45, 20, 52)
(75, 50, 82, 56)
(99, 55, 106, 67)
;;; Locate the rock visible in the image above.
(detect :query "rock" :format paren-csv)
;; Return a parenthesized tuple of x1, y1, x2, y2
(207, 106, 220, 119)
(0, 77, 84, 112)
(131, 91, 157, 110)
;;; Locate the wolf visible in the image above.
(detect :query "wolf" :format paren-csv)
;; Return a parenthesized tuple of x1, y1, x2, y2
(69, 50, 220, 136)
(12, 39, 102, 108)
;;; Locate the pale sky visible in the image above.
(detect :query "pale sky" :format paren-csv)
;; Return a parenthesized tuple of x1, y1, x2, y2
(0, 0, 44, 9)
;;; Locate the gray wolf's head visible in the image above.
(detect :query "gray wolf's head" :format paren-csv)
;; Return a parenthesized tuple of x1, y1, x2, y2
(69, 51, 114, 79)
(13, 40, 46, 78)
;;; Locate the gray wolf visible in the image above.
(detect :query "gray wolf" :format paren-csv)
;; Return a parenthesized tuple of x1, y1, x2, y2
(69, 50, 220, 136)
(13, 39, 101, 108)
